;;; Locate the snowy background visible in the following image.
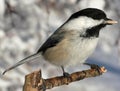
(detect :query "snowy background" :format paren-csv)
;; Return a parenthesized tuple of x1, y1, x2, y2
(0, 0, 120, 91)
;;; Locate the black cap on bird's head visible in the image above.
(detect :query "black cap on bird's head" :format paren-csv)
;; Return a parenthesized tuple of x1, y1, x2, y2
(69, 8, 107, 20)
(69, 8, 117, 25)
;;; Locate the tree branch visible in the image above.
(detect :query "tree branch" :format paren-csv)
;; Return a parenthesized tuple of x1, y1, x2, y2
(23, 67, 107, 91)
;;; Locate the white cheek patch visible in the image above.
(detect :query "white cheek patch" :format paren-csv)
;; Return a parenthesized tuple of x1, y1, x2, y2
(63, 16, 104, 31)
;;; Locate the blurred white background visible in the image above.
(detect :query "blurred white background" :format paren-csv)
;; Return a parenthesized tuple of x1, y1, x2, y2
(0, 0, 120, 91)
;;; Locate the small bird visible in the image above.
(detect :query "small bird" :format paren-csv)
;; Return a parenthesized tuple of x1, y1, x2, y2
(2, 8, 117, 76)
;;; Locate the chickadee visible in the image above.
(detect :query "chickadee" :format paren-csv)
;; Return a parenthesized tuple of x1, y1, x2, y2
(2, 8, 117, 76)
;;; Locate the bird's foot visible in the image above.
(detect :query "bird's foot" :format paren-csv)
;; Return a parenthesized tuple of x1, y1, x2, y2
(84, 63, 102, 75)
(63, 72, 70, 78)
(61, 66, 70, 78)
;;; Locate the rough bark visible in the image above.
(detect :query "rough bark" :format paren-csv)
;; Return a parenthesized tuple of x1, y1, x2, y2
(23, 67, 107, 91)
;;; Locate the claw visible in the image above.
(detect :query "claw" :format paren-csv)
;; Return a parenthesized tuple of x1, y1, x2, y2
(84, 63, 102, 75)
(63, 72, 70, 78)
(61, 66, 70, 78)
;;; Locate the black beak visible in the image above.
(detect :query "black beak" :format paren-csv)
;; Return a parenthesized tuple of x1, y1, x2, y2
(104, 18, 118, 25)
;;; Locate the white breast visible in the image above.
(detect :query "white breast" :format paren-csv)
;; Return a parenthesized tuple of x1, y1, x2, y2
(65, 37, 98, 67)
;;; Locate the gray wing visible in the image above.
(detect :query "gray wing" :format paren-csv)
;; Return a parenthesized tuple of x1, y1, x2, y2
(37, 30, 66, 54)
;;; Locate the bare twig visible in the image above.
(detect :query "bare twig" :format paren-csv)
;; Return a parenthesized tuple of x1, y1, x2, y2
(23, 67, 107, 91)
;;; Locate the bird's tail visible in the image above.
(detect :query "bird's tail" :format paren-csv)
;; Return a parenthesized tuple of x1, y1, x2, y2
(2, 53, 40, 75)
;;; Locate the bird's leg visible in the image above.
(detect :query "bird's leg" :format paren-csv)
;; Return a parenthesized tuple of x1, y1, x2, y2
(84, 63, 102, 75)
(61, 66, 70, 77)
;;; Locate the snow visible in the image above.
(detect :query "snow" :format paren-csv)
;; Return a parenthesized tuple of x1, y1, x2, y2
(0, 0, 120, 91)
